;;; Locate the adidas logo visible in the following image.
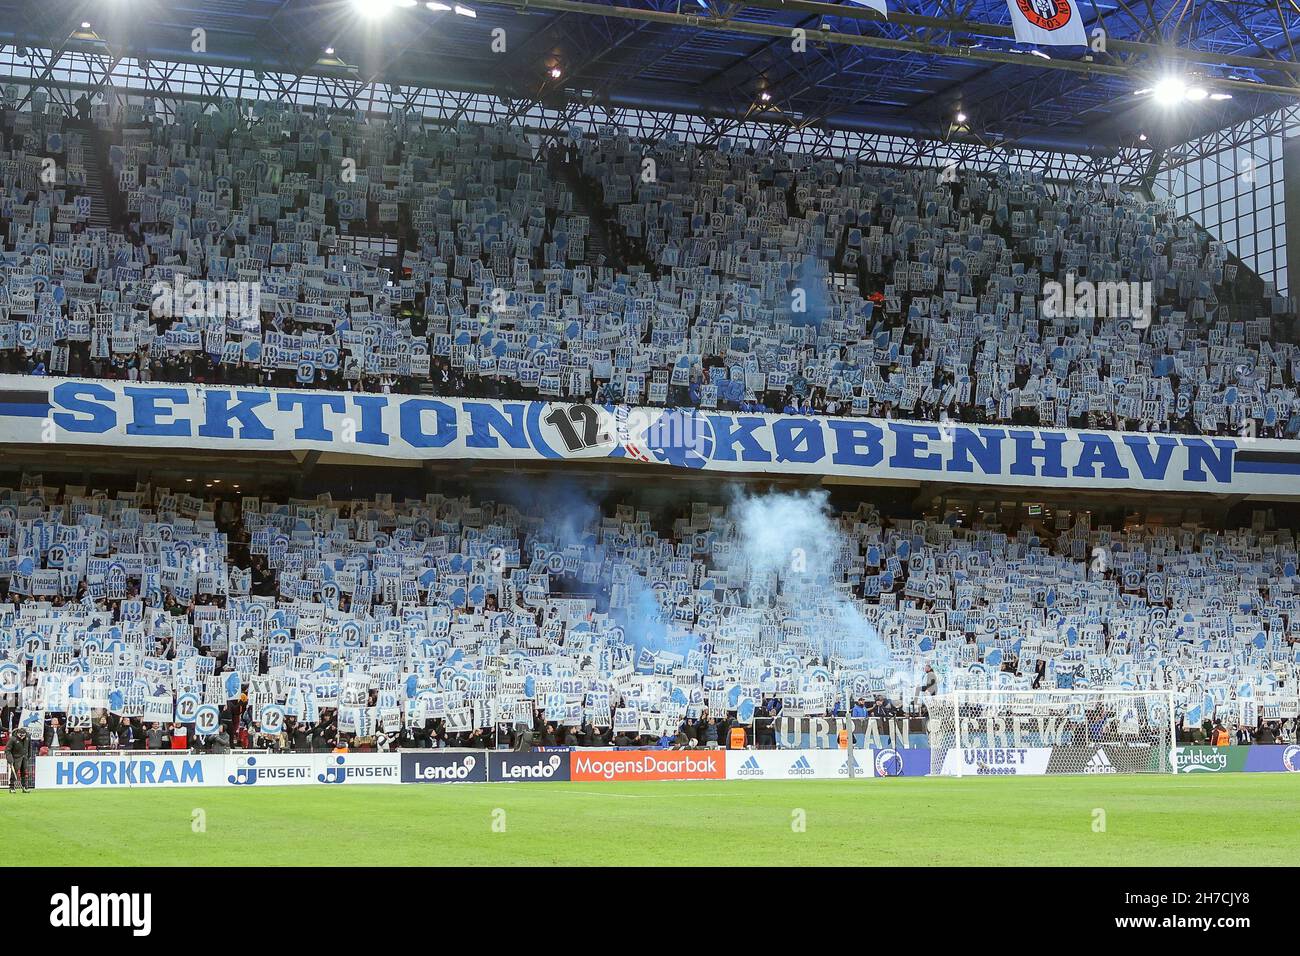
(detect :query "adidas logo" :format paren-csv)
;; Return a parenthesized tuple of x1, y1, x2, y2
(736, 756, 764, 777)
(1084, 749, 1117, 774)
(788, 755, 816, 776)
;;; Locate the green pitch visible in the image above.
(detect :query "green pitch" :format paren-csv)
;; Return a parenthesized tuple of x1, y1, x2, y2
(3, 775, 1296, 866)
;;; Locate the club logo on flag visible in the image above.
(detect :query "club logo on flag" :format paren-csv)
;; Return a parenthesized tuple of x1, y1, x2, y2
(1017, 0, 1073, 31)
(1006, 0, 1087, 45)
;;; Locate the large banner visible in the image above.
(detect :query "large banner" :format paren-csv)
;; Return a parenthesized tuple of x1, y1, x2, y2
(938, 747, 1054, 776)
(727, 748, 932, 779)
(488, 751, 572, 782)
(1174, 746, 1251, 774)
(569, 751, 726, 782)
(728, 749, 930, 780)
(774, 716, 925, 750)
(224, 752, 401, 787)
(1242, 744, 1300, 773)
(33, 745, 1294, 788)
(870, 747, 933, 777)
(727, 749, 868, 780)
(37, 752, 403, 789)
(36, 753, 224, 789)
(400, 751, 490, 784)
(4, 375, 1292, 495)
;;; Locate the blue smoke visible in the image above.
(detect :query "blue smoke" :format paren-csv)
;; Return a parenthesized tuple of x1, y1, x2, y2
(621, 573, 672, 660)
(789, 256, 832, 329)
(494, 477, 602, 557)
(728, 488, 887, 665)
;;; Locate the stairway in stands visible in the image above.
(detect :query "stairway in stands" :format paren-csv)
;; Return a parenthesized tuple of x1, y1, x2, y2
(559, 161, 613, 269)
(64, 118, 114, 230)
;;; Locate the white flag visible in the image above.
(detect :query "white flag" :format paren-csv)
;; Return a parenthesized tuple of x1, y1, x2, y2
(847, 0, 888, 16)
(1006, 0, 1088, 46)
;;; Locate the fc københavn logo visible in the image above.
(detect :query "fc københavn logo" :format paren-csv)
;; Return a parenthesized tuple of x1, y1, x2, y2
(631, 408, 715, 469)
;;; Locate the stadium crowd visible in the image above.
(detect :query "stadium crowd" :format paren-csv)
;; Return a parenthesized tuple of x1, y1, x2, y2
(0, 477, 1296, 758)
(0, 101, 1296, 438)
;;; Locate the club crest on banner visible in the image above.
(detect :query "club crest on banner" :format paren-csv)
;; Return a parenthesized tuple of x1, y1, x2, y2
(1017, 0, 1074, 31)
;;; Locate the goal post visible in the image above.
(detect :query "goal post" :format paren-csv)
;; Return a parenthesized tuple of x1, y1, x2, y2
(928, 689, 1177, 776)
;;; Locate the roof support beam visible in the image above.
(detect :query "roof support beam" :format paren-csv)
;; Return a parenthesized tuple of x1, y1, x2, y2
(470, 0, 1300, 98)
(734, 0, 1300, 78)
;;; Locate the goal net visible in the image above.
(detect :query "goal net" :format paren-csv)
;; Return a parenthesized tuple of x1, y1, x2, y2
(927, 689, 1175, 776)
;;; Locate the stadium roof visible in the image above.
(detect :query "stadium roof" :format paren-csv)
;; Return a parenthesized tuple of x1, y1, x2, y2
(1, 0, 1298, 157)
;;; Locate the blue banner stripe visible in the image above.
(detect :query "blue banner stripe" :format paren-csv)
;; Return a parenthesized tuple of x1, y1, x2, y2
(1234, 459, 1300, 475)
(0, 402, 51, 418)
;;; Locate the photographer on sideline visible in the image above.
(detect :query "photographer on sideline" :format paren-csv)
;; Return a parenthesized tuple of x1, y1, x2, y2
(6, 726, 32, 793)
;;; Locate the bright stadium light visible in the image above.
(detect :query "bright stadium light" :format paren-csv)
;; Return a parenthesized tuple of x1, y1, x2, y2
(454, 4, 477, 16)
(1151, 76, 1188, 105)
(356, 0, 410, 17)
(353, 0, 395, 18)
(1143, 76, 1222, 106)
(955, 111, 967, 123)
(426, 1, 451, 7)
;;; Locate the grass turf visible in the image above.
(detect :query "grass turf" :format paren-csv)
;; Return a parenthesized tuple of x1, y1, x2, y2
(2, 774, 1297, 866)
